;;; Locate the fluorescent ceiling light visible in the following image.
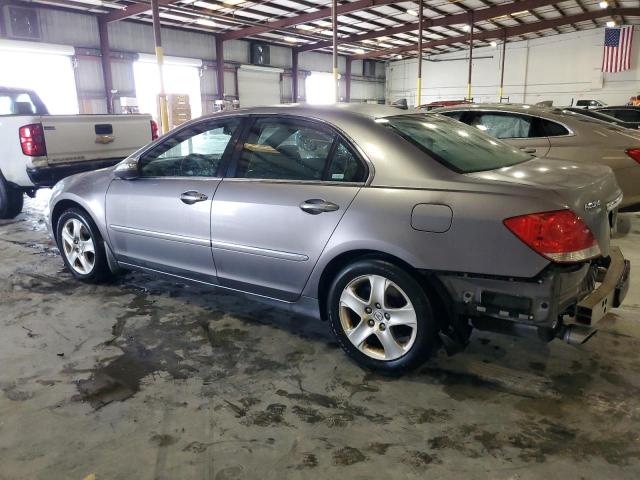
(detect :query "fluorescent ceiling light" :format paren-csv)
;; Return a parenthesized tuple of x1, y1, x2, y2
(354, 48, 365, 54)
(223, 0, 244, 5)
(296, 24, 314, 30)
(462, 24, 471, 32)
(194, 1, 221, 10)
(395, 54, 402, 59)
(512, 10, 529, 16)
(599, 1, 608, 8)
(284, 36, 298, 43)
(490, 41, 497, 47)
(69, 0, 107, 5)
(606, 20, 616, 27)
(160, 13, 191, 22)
(195, 18, 220, 27)
(406, 9, 417, 16)
(316, 20, 332, 27)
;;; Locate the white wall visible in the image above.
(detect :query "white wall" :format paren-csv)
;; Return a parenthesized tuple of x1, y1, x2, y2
(386, 27, 640, 107)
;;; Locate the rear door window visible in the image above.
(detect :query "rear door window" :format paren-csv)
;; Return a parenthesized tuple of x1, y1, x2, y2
(234, 117, 367, 182)
(466, 112, 536, 139)
(540, 119, 569, 137)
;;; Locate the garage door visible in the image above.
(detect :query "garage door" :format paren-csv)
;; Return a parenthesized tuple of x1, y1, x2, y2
(238, 67, 282, 107)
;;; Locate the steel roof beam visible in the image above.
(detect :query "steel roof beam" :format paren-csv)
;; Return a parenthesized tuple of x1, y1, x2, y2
(220, 0, 399, 41)
(298, 0, 566, 52)
(353, 7, 640, 59)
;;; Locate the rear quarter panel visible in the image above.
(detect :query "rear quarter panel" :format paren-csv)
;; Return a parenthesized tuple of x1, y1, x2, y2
(303, 184, 562, 299)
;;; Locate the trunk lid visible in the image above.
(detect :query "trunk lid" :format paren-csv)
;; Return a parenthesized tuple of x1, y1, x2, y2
(468, 157, 622, 256)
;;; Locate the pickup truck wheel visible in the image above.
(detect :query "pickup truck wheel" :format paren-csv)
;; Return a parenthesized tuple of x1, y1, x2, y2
(0, 175, 24, 219)
(326, 259, 438, 374)
(56, 208, 113, 283)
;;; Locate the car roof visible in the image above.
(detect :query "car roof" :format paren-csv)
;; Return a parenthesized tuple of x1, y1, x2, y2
(0, 86, 37, 94)
(211, 103, 407, 122)
(433, 103, 557, 116)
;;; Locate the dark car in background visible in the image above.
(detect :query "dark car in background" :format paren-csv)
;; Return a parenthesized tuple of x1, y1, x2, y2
(564, 107, 640, 129)
(595, 106, 640, 126)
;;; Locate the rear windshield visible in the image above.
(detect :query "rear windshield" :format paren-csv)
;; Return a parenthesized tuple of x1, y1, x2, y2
(0, 91, 47, 116)
(382, 114, 530, 173)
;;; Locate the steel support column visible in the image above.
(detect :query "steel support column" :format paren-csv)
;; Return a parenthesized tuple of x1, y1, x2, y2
(151, 0, 169, 133)
(292, 49, 299, 103)
(499, 29, 507, 102)
(98, 17, 114, 114)
(215, 36, 225, 102)
(332, 0, 339, 102)
(417, 0, 423, 106)
(467, 12, 474, 101)
(345, 56, 352, 103)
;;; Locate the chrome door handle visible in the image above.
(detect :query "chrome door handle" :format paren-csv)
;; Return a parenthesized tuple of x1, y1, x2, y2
(520, 147, 537, 154)
(299, 199, 340, 215)
(180, 191, 208, 205)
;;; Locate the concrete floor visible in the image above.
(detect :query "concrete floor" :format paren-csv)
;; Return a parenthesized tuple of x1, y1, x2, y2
(1, 192, 640, 480)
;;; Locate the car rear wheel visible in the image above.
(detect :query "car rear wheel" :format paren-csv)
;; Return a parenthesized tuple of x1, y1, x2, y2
(56, 208, 113, 283)
(0, 174, 24, 219)
(326, 259, 438, 374)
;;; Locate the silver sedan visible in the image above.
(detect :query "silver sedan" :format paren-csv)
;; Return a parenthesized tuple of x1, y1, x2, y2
(47, 105, 629, 373)
(435, 103, 640, 210)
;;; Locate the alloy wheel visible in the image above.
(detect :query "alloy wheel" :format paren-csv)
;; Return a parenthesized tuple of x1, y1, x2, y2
(61, 218, 96, 275)
(339, 274, 418, 361)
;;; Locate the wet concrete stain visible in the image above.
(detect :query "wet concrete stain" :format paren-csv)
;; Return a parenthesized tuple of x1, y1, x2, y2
(333, 446, 366, 466)
(150, 434, 178, 447)
(404, 450, 440, 467)
(0, 382, 34, 402)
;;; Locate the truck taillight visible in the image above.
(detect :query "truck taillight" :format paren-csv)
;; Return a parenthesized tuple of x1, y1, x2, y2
(150, 120, 159, 140)
(19, 123, 47, 157)
(625, 148, 640, 164)
(504, 210, 600, 263)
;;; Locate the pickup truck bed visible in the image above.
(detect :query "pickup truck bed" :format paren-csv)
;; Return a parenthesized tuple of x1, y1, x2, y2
(0, 87, 155, 218)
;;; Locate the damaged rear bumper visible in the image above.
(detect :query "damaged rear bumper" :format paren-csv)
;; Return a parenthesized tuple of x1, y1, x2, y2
(436, 246, 630, 342)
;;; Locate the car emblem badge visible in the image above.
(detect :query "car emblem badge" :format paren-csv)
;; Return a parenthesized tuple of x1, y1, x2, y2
(584, 200, 601, 211)
(373, 311, 384, 322)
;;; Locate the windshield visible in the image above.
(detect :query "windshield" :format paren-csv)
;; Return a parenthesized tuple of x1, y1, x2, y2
(382, 113, 531, 173)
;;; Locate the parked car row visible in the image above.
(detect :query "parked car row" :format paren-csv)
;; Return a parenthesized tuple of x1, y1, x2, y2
(46, 104, 630, 373)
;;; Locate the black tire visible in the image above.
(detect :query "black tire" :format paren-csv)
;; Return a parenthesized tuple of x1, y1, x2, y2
(56, 207, 114, 283)
(326, 259, 438, 374)
(0, 173, 24, 219)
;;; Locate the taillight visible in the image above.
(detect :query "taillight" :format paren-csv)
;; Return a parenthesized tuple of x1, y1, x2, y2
(504, 209, 600, 263)
(625, 148, 640, 163)
(150, 120, 159, 140)
(19, 123, 46, 156)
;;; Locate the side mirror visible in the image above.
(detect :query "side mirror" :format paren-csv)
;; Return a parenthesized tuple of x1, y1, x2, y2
(114, 159, 139, 180)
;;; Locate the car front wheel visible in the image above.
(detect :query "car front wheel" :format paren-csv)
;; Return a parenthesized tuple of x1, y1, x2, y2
(326, 259, 438, 374)
(56, 208, 113, 283)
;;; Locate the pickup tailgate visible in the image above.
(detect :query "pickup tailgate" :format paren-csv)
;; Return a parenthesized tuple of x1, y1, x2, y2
(41, 114, 152, 165)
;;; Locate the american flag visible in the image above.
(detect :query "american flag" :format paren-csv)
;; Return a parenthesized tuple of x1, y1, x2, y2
(602, 26, 634, 73)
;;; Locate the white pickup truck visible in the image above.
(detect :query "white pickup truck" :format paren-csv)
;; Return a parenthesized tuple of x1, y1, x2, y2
(0, 86, 157, 219)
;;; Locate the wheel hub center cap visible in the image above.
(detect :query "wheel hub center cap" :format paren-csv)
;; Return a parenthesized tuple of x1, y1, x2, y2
(372, 310, 384, 322)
